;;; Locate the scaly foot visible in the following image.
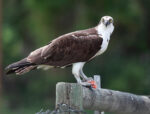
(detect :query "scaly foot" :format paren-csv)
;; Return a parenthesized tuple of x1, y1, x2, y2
(79, 80, 97, 89)
(87, 80, 97, 89)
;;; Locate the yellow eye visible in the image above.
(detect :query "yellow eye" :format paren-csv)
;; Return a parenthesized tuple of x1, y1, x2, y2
(109, 19, 113, 23)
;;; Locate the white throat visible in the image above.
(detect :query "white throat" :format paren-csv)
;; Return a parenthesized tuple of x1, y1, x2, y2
(93, 23, 114, 57)
(96, 23, 114, 41)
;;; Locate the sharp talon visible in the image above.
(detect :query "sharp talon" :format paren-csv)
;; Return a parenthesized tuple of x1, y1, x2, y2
(87, 80, 97, 89)
(79, 82, 91, 87)
(85, 85, 93, 90)
(79, 80, 97, 89)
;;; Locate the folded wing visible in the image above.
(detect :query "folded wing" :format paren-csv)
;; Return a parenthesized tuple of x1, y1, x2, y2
(27, 28, 103, 67)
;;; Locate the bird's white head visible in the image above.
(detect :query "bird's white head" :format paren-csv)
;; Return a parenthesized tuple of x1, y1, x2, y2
(97, 16, 114, 38)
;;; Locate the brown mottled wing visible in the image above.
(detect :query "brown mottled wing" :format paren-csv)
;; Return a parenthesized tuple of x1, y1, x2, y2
(27, 28, 103, 67)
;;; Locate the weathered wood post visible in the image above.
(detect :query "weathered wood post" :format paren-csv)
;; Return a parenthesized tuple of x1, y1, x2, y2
(94, 75, 104, 114)
(56, 82, 150, 114)
(56, 82, 83, 114)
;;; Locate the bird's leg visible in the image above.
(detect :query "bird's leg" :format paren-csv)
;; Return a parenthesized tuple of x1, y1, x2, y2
(79, 69, 97, 89)
(73, 74, 91, 87)
(72, 62, 96, 88)
(74, 73, 97, 88)
(79, 69, 93, 82)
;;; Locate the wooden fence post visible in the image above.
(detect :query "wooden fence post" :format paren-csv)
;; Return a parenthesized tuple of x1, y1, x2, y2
(94, 75, 104, 114)
(56, 82, 150, 114)
(56, 82, 83, 114)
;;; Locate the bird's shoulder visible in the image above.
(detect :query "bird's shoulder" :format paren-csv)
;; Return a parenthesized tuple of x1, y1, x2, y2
(44, 27, 102, 52)
(57, 27, 99, 39)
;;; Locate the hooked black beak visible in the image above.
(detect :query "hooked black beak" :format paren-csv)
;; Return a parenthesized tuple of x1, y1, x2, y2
(105, 21, 110, 27)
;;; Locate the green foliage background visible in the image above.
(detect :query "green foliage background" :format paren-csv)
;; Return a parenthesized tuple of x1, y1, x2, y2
(1, 0, 150, 114)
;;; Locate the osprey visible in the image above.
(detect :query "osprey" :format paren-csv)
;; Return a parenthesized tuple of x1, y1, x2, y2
(5, 16, 114, 87)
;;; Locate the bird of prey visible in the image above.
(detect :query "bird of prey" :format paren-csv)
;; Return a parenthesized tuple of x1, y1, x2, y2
(5, 16, 114, 88)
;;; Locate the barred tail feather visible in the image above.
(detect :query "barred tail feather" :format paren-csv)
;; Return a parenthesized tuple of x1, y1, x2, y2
(5, 58, 36, 75)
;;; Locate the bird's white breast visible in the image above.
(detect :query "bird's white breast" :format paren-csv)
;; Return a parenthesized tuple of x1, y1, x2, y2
(94, 24, 113, 57)
(95, 37, 109, 56)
